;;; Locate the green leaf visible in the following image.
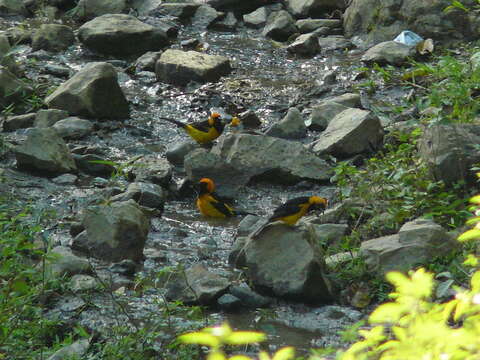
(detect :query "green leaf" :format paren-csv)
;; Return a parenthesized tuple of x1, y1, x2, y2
(458, 229, 480, 242)
(207, 351, 227, 360)
(224, 331, 266, 345)
(272, 347, 295, 360)
(178, 332, 220, 347)
(229, 356, 252, 360)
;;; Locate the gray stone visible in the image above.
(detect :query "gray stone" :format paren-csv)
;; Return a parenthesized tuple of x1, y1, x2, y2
(360, 218, 460, 275)
(0, 32, 17, 74)
(35, 109, 69, 128)
(14, 128, 77, 174)
(362, 41, 415, 66)
(70, 274, 99, 292)
(166, 263, 230, 305)
(286, 0, 344, 18)
(0, 66, 32, 110)
(318, 36, 354, 51)
(43, 64, 71, 77)
(311, 223, 348, 248)
(0, 0, 28, 16)
(135, 51, 162, 72)
(73, 153, 116, 177)
(75, 0, 126, 19)
(229, 282, 271, 308)
(45, 246, 91, 279)
(72, 200, 150, 262)
(296, 18, 341, 33)
(265, 107, 307, 139)
(243, 6, 268, 28)
(323, 93, 361, 108)
(131, 155, 172, 186)
(166, 140, 200, 166)
(311, 108, 384, 157)
(192, 4, 221, 29)
(237, 223, 333, 303)
(45, 62, 129, 119)
(307, 101, 350, 131)
(53, 117, 94, 139)
(78, 14, 170, 57)
(213, 11, 238, 31)
(217, 294, 242, 310)
(131, 0, 162, 15)
(4, 113, 35, 131)
(238, 109, 262, 128)
(155, 49, 231, 86)
(418, 124, 480, 186)
(262, 10, 297, 42)
(52, 173, 77, 185)
(111, 182, 165, 210)
(32, 24, 75, 52)
(47, 339, 90, 360)
(155, 3, 199, 18)
(287, 32, 319, 56)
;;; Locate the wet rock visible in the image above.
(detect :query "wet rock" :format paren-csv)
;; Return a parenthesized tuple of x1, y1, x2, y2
(243, 6, 268, 28)
(166, 263, 230, 305)
(72, 200, 150, 262)
(229, 282, 271, 308)
(418, 124, 480, 186)
(45, 62, 130, 120)
(70, 274, 99, 292)
(361, 41, 415, 66)
(0, 66, 32, 110)
(52, 117, 94, 140)
(166, 140, 200, 166)
(311, 223, 348, 248)
(35, 109, 69, 127)
(135, 51, 162, 72)
(318, 36, 354, 52)
(236, 223, 332, 303)
(156, 3, 199, 19)
(47, 339, 90, 360)
(14, 128, 77, 174)
(43, 64, 71, 77)
(217, 294, 242, 311)
(213, 11, 238, 31)
(286, 0, 343, 18)
(51, 173, 77, 185)
(111, 182, 165, 210)
(131, 155, 172, 186)
(73, 153, 116, 177)
(45, 246, 91, 279)
(296, 18, 341, 33)
(192, 4, 222, 28)
(238, 109, 262, 128)
(324, 93, 361, 108)
(75, 0, 126, 20)
(262, 10, 297, 42)
(78, 14, 171, 56)
(4, 113, 35, 131)
(31, 24, 75, 52)
(156, 49, 231, 86)
(360, 218, 460, 275)
(265, 107, 307, 139)
(287, 32, 319, 56)
(307, 101, 350, 131)
(109, 259, 138, 276)
(311, 108, 384, 158)
(0, 0, 28, 16)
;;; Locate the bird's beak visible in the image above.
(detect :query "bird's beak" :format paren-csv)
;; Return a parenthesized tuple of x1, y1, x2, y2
(230, 117, 241, 127)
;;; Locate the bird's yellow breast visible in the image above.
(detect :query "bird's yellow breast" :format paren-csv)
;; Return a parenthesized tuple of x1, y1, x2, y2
(196, 194, 231, 218)
(185, 125, 220, 144)
(276, 203, 310, 225)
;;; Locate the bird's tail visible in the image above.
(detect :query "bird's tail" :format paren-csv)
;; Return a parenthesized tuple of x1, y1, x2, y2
(159, 117, 185, 128)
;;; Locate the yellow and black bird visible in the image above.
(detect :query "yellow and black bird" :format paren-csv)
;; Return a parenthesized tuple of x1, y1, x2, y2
(196, 178, 254, 218)
(160, 112, 241, 145)
(266, 196, 328, 226)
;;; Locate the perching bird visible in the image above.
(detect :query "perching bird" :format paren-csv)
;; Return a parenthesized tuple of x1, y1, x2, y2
(196, 178, 254, 218)
(266, 196, 328, 226)
(160, 112, 241, 145)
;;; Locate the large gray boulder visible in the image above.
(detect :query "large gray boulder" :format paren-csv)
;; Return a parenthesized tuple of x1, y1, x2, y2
(74, 0, 127, 19)
(307, 101, 350, 131)
(78, 14, 171, 56)
(360, 218, 460, 275)
(72, 200, 150, 262)
(14, 128, 77, 174)
(262, 10, 297, 41)
(311, 108, 384, 157)
(185, 133, 333, 196)
(191, 4, 221, 28)
(154, 3, 199, 18)
(0, 0, 28, 16)
(418, 124, 480, 186)
(155, 49, 231, 86)
(344, 0, 478, 46)
(32, 24, 75, 52)
(0, 66, 31, 110)
(111, 182, 165, 210)
(243, 6, 269, 28)
(166, 264, 230, 305)
(45, 62, 129, 119)
(265, 107, 307, 139)
(286, 0, 345, 18)
(361, 41, 415, 66)
(130, 155, 172, 186)
(287, 32, 320, 56)
(234, 223, 333, 303)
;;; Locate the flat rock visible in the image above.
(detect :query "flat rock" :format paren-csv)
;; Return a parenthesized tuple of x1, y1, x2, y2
(318, 36, 354, 51)
(362, 40, 415, 66)
(45, 62, 129, 119)
(262, 10, 297, 41)
(307, 101, 350, 131)
(35, 109, 69, 127)
(265, 107, 307, 139)
(296, 18, 341, 33)
(243, 6, 268, 28)
(286, 0, 344, 18)
(32, 24, 75, 52)
(4, 113, 35, 131)
(52, 117, 94, 139)
(14, 128, 77, 174)
(111, 181, 165, 210)
(155, 49, 231, 86)
(131, 155, 172, 186)
(311, 108, 384, 157)
(287, 32, 320, 56)
(75, 0, 127, 20)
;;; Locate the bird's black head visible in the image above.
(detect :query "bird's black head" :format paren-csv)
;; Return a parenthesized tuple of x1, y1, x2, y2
(308, 196, 328, 213)
(196, 178, 215, 195)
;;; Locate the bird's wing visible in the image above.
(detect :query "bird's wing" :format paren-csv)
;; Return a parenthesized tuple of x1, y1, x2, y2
(189, 119, 212, 133)
(210, 196, 235, 217)
(269, 196, 310, 220)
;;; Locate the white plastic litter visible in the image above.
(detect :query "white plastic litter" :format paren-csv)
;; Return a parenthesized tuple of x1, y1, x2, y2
(393, 30, 423, 46)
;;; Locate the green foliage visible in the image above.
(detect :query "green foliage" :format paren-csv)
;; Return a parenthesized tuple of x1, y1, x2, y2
(178, 323, 295, 360)
(444, 0, 480, 12)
